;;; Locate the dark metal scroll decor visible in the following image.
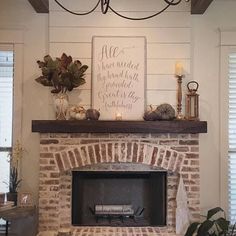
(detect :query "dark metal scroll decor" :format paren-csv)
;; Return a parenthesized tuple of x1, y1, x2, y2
(101, 0, 110, 14)
(54, 0, 190, 20)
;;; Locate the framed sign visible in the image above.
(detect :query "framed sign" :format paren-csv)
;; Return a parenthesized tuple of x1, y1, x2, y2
(92, 36, 146, 120)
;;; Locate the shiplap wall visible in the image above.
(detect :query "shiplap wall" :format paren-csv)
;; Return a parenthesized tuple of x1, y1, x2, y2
(49, 0, 191, 110)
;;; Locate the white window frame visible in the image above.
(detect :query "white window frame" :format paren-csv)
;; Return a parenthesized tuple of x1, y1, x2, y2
(0, 30, 23, 227)
(220, 30, 236, 218)
(0, 29, 23, 145)
(0, 44, 14, 153)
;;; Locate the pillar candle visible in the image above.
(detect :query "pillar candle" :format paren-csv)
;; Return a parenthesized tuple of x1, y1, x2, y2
(175, 62, 183, 76)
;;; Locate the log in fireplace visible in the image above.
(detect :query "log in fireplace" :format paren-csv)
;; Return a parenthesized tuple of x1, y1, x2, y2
(72, 171, 167, 227)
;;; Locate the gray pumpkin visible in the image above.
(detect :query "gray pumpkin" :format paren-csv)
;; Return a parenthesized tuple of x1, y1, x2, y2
(143, 106, 157, 121)
(86, 109, 100, 120)
(155, 103, 175, 120)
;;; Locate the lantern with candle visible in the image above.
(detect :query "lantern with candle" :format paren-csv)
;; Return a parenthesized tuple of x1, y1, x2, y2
(175, 62, 184, 119)
(185, 81, 199, 120)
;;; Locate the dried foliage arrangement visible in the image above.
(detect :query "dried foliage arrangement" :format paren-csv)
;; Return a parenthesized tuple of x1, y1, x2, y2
(35, 53, 88, 94)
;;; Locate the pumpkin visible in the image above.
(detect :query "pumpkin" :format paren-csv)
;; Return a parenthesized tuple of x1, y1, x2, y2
(69, 106, 87, 120)
(75, 106, 87, 120)
(155, 103, 175, 120)
(69, 106, 77, 119)
(86, 109, 100, 120)
(143, 105, 157, 121)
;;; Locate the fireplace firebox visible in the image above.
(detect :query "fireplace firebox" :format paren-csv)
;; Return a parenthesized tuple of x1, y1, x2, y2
(72, 171, 167, 227)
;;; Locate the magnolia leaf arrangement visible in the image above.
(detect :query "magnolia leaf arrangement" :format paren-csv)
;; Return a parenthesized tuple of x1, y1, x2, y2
(35, 53, 88, 93)
(185, 207, 235, 236)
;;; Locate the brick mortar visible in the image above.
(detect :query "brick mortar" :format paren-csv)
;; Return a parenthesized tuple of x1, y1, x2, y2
(38, 133, 200, 235)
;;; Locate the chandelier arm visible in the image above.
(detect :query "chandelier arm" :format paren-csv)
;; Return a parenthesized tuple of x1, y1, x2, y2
(108, 4, 171, 21)
(164, 0, 182, 6)
(54, 0, 101, 16)
(101, 0, 110, 14)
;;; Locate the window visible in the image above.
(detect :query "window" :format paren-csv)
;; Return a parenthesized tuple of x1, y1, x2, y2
(229, 52, 236, 223)
(0, 35, 22, 230)
(0, 46, 14, 195)
(219, 31, 236, 223)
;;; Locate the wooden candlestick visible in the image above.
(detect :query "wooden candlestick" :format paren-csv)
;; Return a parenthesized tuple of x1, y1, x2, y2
(176, 75, 184, 120)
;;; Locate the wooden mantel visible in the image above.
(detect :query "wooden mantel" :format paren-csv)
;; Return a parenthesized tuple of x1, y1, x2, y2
(32, 120, 207, 134)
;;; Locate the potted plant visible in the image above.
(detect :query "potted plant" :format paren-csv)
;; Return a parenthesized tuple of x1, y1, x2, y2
(6, 167, 21, 206)
(185, 207, 235, 236)
(35, 53, 88, 120)
(5, 140, 24, 206)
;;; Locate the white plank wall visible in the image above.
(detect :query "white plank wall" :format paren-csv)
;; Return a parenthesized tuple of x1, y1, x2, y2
(49, 0, 191, 109)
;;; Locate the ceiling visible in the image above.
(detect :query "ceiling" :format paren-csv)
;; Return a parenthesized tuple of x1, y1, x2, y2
(27, 0, 214, 15)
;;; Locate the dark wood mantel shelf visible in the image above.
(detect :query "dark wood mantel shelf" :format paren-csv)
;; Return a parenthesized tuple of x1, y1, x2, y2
(32, 120, 207, 134)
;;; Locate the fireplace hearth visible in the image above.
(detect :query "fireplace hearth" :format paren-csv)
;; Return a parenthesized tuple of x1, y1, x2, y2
(33, 126, 203, 236)
(72, 171, 167, 227)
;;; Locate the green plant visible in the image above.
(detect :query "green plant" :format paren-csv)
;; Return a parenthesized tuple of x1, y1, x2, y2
(3, 167, 21, 193)
(9, 166, 21, 193)
(35, 53, 88, 93)
(185, 207, 234, 236)
(4, 140, 24, 193)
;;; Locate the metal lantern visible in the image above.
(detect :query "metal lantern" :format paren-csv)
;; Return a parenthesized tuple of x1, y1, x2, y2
(186, 81, 199, 120)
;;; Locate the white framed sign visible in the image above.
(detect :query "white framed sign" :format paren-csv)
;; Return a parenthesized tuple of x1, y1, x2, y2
(92, 36, 146, 120)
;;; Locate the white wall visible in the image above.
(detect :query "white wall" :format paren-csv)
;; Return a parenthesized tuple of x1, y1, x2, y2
(1, 0, 236, 217)
(49, 0, 191, 110)
(0, 0, 48, 203)
(192, 0, 236, 214)
(48, 0, 236, 215)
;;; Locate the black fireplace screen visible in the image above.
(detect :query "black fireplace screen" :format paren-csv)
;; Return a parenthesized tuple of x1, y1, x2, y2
(72, 171, 167, 227)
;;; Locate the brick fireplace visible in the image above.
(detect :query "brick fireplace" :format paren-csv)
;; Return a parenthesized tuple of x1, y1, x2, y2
(33, 119, 205, 236)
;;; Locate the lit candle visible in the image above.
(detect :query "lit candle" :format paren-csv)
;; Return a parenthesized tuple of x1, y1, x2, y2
(175, 62, 183, 76)
(116, 112, 122, 120)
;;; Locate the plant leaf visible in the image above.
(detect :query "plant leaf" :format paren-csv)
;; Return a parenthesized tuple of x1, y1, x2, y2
(35, 76, 53, 87)
(72, 77, 85, 88)
(229, 222, 236, 236)
(207, 207, 224, 220)
(197, 220, 214, 236)
(184, 222, 200, 236)
(46, 58, 58, 71)
(75, 60, 82, 69)
(60, 53, 72, 69)
(9, 167, 21, 193)
(43, 55, 52, 63)
(215, 217, 230, 232)
(67, 62, 78, 75)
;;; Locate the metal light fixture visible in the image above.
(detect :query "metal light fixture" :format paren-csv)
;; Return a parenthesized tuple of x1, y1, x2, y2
(54, 0, 190, 20)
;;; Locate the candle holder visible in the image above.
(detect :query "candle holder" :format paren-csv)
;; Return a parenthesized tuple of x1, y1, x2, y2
(185, 81, 199, 120)
(175, 75, 184, 120)
(115, 112, 122, 120)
